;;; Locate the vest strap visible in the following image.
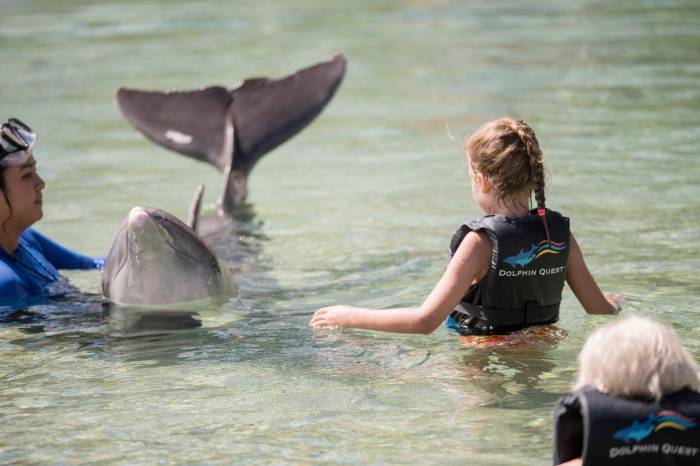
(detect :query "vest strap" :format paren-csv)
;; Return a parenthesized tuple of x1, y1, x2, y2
(454, 300, 559, 327)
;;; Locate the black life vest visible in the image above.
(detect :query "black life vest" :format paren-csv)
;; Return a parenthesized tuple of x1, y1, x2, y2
(448, 209, 570, 335)
(554, 387, 700, 466)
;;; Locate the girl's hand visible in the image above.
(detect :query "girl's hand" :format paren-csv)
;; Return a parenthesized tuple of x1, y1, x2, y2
(310, 305, 358, 329)
(605, 293, 624, 313)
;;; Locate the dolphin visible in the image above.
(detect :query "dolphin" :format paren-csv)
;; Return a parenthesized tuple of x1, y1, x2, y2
(612, 415, 657, 443)
(115, 54, 347, 216)
(102, 206, 237, 306)
(105, 56, 346, 307)
(503, 243, 538, 267)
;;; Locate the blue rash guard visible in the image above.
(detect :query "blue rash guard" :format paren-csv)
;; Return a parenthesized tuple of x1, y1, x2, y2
(0, 228, 103, 301)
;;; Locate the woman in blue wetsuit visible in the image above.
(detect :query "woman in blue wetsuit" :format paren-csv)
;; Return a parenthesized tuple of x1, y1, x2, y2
(0, 118, 102, 302)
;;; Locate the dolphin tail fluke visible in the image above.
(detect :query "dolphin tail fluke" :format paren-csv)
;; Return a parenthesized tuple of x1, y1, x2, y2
(187, 184, 205, 232)
(115, 86, 233, 170)
(115, 54, 346, 212)
(229, 53, 347, 175)
(218, 54, 346, 214)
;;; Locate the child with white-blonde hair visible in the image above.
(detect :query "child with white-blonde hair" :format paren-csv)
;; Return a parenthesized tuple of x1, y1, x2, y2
(554, 316, 700, 466)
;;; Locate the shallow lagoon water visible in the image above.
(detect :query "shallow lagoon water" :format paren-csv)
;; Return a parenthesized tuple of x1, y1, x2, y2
(1, 0, 699, 464)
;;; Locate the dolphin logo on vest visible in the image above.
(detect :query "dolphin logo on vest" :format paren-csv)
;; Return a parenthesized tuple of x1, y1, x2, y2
(503, 240, 567, 268)
(612, 411, 697, 444)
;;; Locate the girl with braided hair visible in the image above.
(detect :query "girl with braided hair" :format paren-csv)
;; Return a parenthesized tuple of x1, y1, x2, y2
(310, 117, 620, 335)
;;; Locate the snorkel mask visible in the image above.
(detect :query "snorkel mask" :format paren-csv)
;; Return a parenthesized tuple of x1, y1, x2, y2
(0, 118, 36, 167)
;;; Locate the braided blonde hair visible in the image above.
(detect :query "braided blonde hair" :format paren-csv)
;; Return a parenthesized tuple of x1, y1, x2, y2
(465, 117, 551, 240)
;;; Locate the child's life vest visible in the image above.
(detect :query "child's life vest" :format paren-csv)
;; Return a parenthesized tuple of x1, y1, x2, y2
(553, 387, 700, 465)
(448, 209, 570, 335)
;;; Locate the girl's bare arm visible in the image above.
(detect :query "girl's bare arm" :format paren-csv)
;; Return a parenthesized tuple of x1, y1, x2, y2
(310, 230, 491, 334)
(566, 233, 621, 315)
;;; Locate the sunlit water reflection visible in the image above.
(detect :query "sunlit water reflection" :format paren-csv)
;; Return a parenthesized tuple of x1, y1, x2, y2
(1, 0, 699, 464)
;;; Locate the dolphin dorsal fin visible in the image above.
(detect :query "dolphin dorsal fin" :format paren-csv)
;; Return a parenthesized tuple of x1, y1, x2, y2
(187, 184, 205, 232)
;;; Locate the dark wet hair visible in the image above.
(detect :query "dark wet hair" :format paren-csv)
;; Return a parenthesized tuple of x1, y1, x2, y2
(0, 117, 37, 235)
(0, 165, 14, 234)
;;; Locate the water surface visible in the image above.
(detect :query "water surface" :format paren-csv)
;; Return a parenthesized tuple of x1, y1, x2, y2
(1, 0, 699, 464)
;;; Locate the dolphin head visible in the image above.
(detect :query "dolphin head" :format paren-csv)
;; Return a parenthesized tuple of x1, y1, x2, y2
(102, 207, 235, 306)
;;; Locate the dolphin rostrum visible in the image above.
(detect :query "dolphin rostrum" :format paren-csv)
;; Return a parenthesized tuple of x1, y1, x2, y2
(102, 207, 236, 306)
(115, 54, 346, 216)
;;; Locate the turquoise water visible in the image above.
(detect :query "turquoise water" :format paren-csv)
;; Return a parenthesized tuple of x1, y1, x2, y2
(1, 0, 699, 464)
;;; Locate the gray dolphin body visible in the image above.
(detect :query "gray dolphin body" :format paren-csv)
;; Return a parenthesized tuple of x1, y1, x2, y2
(116, 54, 347, 215)
(102, 207, 236, 306)
(105, 55, 346, 307)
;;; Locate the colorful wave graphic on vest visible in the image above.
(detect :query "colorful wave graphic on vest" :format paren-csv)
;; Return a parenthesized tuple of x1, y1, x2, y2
(503, 240, 567, 267)
(612, 411, 697, 444)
